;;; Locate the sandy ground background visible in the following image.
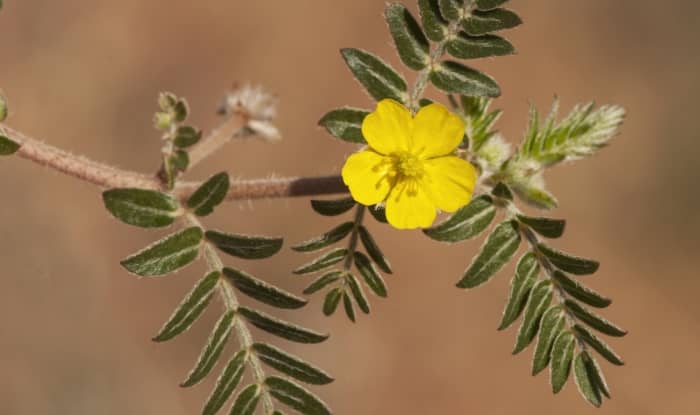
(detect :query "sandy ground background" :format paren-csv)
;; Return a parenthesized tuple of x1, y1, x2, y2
(1, 1, 698, 414)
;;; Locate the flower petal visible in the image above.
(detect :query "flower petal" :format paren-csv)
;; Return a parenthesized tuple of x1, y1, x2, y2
(385, 179, 436, 229)
(412, 103, 465, 158)
(342, 149, 393, 206)
(423, 156, 477, 212)
(361, 99, 413, 155)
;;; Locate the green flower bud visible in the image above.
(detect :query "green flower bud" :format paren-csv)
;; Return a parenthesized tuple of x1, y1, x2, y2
(154, 112, 173, 131)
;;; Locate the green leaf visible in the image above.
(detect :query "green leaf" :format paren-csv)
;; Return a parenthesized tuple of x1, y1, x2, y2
(565, 300, 627, 337)
(511, 180, 559, 210)
(187, 172, 230, 217)
(323, 287, 343, 316)
(206, 230, 283, 260)
(418, 0, 448, 42)
(340, 48, 409, 103)
(253, 343, 333, 385)
(343, 292, 356, 323)
(169, 150, 189, 173)
(491, 182, 513, 200)
(292, 222, 354, 252)
(0, 135, 20, 155)
(513, 280, 553, 354)
(498, 252, 539, 330)
(0, 93, 7, 121)
(354, 252, 388, 298)
(230, 384, 261, 415)
(457, 220, 521, 288)
(237, 307, 329, 344)
(446, 33, 515, 59)
(550, 330, 576, 394)
(224, 267, 307, 309)
(103, 188, 180, 228)
(430, 61, 500, 97)
(318, 108, 368, 144)
(120, 227, 202, 276)
(515, 102, 626, 168)
(573, 324, 624, 366)
(424, 195, 496, 242)
(265, 376, 332, 415)
(385, 3, 430, 70)
(181, 310, 235, 387)
(368, 204, 388, 223)
(346, 273, 370, 314)
(516, 215, 565, 239)
(476, 0, 509, 10)
(310, 197, 356, 216)
(551, 271, 611, 308)
(293, 248, 348, 275)
(579, 351, 612, 399)
(174, 125, 202, 148)
(438, 0, 462, 21)
(303, 271, 343, 295)
(462, 8, 522, 35)
(358, 226, 392, 273)
(153, 271, 220, 342)
(573, 352, 603, 407)
(202, 350, 247, 415)
(173, 98, 189, 122)
(538, 243, 599, 275)
(532, 305, 566, 375)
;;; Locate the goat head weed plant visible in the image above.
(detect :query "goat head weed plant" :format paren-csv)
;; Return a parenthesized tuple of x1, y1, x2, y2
(0, 0, 626, 413)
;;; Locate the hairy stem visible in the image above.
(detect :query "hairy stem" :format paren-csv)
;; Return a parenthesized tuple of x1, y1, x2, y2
(187, 112, 248, 169)
(2, 125, 348, 200)
(408, 2, 476, 111)
(185, 213, 275, 413)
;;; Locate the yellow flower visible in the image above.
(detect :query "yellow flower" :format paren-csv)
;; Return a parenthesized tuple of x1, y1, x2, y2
(342, 99, 477, 230)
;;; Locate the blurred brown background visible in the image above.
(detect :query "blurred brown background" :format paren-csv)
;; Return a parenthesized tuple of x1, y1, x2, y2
(1, 1, 698, 414)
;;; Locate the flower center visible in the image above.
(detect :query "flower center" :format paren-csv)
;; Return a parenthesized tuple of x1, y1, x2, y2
(391, 152, 424, 179)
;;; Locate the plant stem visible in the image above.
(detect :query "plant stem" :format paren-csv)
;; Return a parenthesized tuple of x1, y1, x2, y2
(518, 223, 589, 351)
(1, 124, 348, 200)
(185, 213, 275, 413)
(408, 2, 476, 111)
(343, 205, 366, 269)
